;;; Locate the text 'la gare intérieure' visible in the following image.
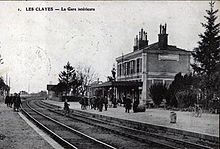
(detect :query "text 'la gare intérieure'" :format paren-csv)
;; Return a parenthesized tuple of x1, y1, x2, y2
(25, 7, 95, 12)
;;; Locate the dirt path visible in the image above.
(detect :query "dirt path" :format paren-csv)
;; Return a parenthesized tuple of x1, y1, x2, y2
(0, 102, 53, 149)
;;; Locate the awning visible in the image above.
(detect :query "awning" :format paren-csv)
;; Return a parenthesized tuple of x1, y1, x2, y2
(90, 81, 143, 88)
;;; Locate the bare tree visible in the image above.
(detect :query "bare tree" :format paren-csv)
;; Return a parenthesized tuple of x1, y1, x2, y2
(76, 64, 98, 96)
(0, 77, 9, 95)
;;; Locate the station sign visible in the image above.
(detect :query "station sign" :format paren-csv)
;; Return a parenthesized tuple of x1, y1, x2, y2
(158, 54, 179, 61)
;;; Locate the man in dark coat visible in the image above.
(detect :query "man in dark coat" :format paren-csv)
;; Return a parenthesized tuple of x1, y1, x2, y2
(9, 94, 13, 108)
(133, 96, 140, 113)
(125, 95, 132, 113)
(103, 96, 108, 111)
(14, 93, 21, 112)
(90, 97, 95, 109)
(13, 93, 17, 111)
(94, 96, 98, 110)
(98, 96, 103, 112)
(5, 95, 9, 107)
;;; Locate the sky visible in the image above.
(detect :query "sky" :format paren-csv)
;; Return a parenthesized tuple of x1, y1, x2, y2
(0, 1, 219, 93)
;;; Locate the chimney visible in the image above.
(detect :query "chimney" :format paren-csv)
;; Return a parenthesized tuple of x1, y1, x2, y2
(144, 32, 148, 46)
(143, 31, 146, 40)
(139, 32, 141, 40)
(158, 23, 168, 50)
(134, 38, 136, 46)
(133, 35, 138, 51)
(141, 28, 143, 40)
(134, 28, 149, 52)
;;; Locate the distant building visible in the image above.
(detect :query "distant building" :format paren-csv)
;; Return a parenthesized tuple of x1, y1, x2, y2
(19, 90, 29, 98)
(47, 84, 61, 101)
(87, 79, 103, 98)
(116, 24, 191, 104)
(20, 90, 28, 95)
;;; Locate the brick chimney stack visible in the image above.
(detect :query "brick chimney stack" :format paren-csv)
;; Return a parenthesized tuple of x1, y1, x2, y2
(158, 23, 168, 50)
(134, 28, 148, 51)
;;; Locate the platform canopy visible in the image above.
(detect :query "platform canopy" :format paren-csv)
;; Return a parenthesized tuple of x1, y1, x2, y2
(90, 81, 142, 88)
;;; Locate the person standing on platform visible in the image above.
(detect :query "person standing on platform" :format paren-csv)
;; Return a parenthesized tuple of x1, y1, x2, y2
(125, 95, 132, 113)
(94, 96, 98, 110)
(17, 93, 21, 111)
(90, 97, 95, 109)
(14, 93, 21, 112)
(13, 93, 17, 111)
(79, 97, 85, 110)
(133, 96, 139, 113)
(103, 96, 108, 111)
(9, 94, 13, 108)
(84, 97, 89, 110)
(122, 94, 126, 107)
(5, 94, 9, 107)
(98, 96, 103, 112)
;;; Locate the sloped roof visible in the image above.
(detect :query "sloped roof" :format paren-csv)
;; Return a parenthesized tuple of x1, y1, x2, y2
(116, 42, 190, 61)
(143, 42, 190, 53)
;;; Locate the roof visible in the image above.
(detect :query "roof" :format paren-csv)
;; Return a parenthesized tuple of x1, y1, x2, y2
(143, 42, 190, 53)
(90, 81, 143, 88)
(116, 42, 191, 61)
(47, 85, 57, 91)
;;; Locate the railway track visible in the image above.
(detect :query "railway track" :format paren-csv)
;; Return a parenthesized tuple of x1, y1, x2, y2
(21, 100, 117, 149)
(38, 100, 218, 149)
(22, 99, 218, 149)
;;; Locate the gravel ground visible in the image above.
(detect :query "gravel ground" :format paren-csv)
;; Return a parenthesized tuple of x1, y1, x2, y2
(0, 102, 54, 149)
(44, 100, 219, 137)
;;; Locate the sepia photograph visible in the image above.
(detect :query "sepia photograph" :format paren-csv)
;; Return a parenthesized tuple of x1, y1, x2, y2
(0, 1, 219, 149)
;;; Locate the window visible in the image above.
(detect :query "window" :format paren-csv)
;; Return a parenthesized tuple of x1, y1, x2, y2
(127, 62, 130, 75)
(136, 59, 140, 73)
(130, 60, 135, 74)
(139, 58, 142, 72)
(133, 60, 136, 74)
(136, 58, 142, 73)
(119, 64, 122, 76)
(124, 62, 127, 75)
(117, 64, 120, 76)
(123, 63, 126, 76)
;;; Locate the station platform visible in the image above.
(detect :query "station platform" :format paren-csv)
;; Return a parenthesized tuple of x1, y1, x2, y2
(0, 102, 63, 149)
(43, 100, 219, 138)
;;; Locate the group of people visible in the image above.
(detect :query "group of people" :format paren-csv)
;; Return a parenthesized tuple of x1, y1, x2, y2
(122, 95, 140, 113)
(5, 93, 21, 112)
(78, 94, 140, 113)
(79, 96, 108, 112)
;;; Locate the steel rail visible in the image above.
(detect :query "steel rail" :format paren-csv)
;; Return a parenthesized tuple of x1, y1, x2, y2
(21, 103, 78, 149)
(38, 100, 216, 149)
(22, 100, 117, 149)
(35, 101, 180, 149)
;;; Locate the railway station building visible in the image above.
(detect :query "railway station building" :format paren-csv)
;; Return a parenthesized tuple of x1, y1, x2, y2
(90, 24, 191, 105)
